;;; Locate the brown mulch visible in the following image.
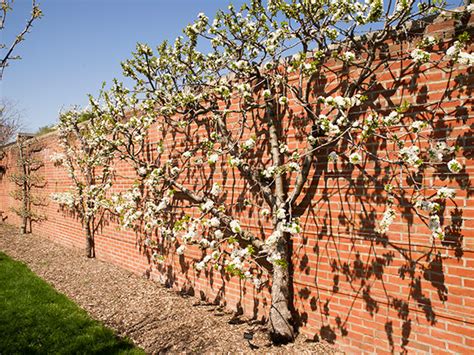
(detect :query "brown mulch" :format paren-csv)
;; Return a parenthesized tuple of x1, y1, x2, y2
(0, 224, 340, 354)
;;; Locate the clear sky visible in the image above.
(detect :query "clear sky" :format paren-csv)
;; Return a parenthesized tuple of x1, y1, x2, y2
(3, 0, 464, 133)
(2, 0, 244, 132)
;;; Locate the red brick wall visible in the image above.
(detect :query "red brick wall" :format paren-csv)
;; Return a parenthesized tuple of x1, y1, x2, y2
(1, 14, 473, 353)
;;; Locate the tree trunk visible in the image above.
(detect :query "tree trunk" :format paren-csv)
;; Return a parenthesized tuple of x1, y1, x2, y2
(269, 234, 295, 343)
(25, 160, 31, 234)
(19, 141, 28, 234)
(85, 221, 95, 258)
(265, 100, 295, 342)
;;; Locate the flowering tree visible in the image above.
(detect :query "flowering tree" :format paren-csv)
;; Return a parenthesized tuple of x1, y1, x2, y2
(9, 134, 45, 233)
(51, 109, 114, 258)
(62, 1, 472, 342)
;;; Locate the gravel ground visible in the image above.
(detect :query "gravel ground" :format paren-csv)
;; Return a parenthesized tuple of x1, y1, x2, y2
(0, 224, 340, 354)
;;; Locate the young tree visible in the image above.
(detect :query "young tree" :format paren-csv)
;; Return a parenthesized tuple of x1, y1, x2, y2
(0, 98, 22, 147)
(51, 109, 114, 258)
(9, 134, 45, 233)
(64, 1, 472, 342)
(0, 0, 42, 79)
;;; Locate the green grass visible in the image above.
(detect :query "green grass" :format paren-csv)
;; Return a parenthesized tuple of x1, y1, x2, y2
(0, 252, 144, 354)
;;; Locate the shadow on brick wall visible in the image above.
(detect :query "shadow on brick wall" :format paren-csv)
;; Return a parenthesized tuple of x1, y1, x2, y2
(289, 44, 472, 352)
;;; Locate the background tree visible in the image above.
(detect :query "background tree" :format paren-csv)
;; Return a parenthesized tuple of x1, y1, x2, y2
(9, 134, 45, 233)
(0, 0, 42, 79)
(0, 98, 21, 147)
(59, 0, 472, 343)
(35, 124, 56, 136)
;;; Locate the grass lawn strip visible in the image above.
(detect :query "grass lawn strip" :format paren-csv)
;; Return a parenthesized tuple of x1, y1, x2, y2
(0, 251, 144, 354)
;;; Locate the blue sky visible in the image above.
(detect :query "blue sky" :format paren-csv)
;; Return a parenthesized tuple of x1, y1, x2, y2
(3, 1, 464, 132)
(2, 0, 244, 132)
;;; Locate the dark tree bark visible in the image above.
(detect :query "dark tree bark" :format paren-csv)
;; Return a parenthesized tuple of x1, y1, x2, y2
(85, 220, 95, 258)
(269, 226, 295, 343)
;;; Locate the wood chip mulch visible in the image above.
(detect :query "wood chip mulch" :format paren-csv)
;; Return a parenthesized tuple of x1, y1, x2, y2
(0, 224, 340, 354)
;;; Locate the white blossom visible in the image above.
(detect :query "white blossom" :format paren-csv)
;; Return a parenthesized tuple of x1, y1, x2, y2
(411, 48, 430, 64)
(287, 161, 300, 172)
(195, 261, 206, 270)
(233, 60, 247, 70)
(276, 208, 286, 220)
(383, 111, 401, 126)
(437, 187, 456, 200)
(349, 152, 362, 164)
(200, 238, 210, 248)
(421, 36, 437, 47)
(292, 52, 301, 62)
(242, 137, 256, 150)
(229, 256, 244, 270)
(208, 153, 219, 164)
(208, 217, 220, 228)
(446, 41, 474, 66)
(279, 143, 289, 154)
(415, 199, 440, 213)
(282, 220, 301, 235)
(267, 251, 282, 265)
(49, 152, 66, 165)
(307, 135, 317, 145)
(446, 43, 459, 58)
(410, 120, 427, 133)
(263, 89, 272, 99)
(342, 51, 356, 62)
(182, 151, 193, 158)
(229, 156, 242, 167)
(428, 141, 454, 163)
(458, 52, 474, 66)
(429, 215, 444, 240)
(376, 208, 396, 234)
(156, 197, 169, 211)
(324, 95, 355, 110)
(50, 192, 76, 208)
(278, 96, 288, 105)
(399, 145, 422, 168)
(176, 245, 186, 255)
(201, 200, 214, 212)
(210, 182, 221, 196)
(230, 220, 241, 233)
(262, 165, 277, 178)
(447, 159, 462, 173)
(182, 228, 197, 243)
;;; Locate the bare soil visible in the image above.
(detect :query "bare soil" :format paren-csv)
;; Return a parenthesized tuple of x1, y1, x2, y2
(0, 224, 340, 354)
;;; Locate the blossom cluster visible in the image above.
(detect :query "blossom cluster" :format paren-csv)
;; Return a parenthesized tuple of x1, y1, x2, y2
(49, 152, 66, 165)
(50, 192, 77, 209)
(446, 41, 474, 66)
